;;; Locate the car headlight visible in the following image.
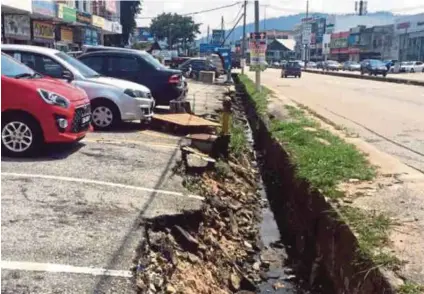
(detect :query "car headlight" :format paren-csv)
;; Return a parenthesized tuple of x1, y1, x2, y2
(124, 89, 151, 98)
(38, 89, 70, 108)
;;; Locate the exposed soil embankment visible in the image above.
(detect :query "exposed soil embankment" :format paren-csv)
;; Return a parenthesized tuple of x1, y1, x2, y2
(233, 74, 396, 294)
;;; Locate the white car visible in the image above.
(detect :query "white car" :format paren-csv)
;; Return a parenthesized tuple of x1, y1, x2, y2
(2, 45, 155, 129)
(307, 61, 317, 68)
(400, 61, 424, 73)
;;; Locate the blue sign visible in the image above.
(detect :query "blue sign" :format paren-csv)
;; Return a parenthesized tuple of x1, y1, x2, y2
(211, 29, 225, 45)
(136, 27, 153, 42)
(84, 28, 98, 45)
(33, 0, 56, 17)
(199, 43, 218, 54)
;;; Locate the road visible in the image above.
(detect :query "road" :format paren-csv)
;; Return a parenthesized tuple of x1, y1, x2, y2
(246, 69, 424, 173)
(307, 68, 424, 82)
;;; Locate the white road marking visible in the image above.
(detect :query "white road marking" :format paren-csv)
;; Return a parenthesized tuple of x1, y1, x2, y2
(82, 138, 179, 149)
(1, 261, 133, 278)
(1, 172, 204, 200)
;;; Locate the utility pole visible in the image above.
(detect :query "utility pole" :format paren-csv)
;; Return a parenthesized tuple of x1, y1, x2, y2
(241, 0, 247, 74)
(355, 1, 367, 15)
(207, 25, 210, 43)
(254, 0, 260, 91)
(221, 16, 225, 45)
(304, 0, 309, 70)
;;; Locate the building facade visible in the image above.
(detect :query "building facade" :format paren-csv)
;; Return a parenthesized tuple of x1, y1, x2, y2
(394, 13, 424, 62)
(1, 0, 122, 51)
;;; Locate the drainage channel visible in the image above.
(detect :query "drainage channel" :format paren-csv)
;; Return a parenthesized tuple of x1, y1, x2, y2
(234, 92, 314, 294)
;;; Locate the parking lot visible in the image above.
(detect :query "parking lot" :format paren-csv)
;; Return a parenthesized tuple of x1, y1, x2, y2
(1, 81, 227, 293)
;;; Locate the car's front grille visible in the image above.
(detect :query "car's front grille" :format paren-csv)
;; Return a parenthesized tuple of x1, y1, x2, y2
(71, 104, 91, 133)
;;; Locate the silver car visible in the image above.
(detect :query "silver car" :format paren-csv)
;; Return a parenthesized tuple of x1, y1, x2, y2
(2, 45, 155, 129)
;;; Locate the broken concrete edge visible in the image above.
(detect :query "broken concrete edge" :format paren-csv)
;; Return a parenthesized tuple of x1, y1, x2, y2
(304, 69, 424, 87)
(233, 73, 398, 294)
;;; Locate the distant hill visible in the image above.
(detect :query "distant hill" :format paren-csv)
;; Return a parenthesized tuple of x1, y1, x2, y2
(196, 11, 398, 45)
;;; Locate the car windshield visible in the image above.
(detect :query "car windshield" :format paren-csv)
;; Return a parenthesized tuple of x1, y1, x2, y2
(1, 53, 39, 78)
(405, 62, 414, 65)
(141, 52, 166, 69)
(55, 51, 100, 78)
(370, 60, 384, 66)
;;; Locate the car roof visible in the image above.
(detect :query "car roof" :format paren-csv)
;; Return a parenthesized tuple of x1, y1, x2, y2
(79, 49, 149, 58)
(1, 44, 60, 56)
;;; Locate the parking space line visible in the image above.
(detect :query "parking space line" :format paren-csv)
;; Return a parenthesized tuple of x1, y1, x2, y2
(1, 261, 133, 278)
(1, 172, 204, 200)
(82, 138, 181, 149)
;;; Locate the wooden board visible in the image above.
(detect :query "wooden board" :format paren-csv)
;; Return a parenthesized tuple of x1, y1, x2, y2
(153, 113, 220, 127)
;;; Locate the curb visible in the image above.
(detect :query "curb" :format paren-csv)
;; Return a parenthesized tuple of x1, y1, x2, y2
(304, 69, 424, 87)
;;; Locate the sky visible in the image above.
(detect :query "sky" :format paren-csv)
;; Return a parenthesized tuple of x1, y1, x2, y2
(136, 0, 424, 36)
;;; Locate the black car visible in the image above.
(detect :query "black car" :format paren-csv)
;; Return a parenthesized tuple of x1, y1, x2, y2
(360, 59, 388, 77)
(178, 58, 218, 79)
(78, 49, 187, 105)
(281, 61, 301, 78)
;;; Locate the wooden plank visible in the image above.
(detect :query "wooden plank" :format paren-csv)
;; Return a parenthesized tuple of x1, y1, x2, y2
(153, 113, 220, 127)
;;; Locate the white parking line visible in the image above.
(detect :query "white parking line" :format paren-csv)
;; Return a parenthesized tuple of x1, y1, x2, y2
(1, 172, 204, 200)
(1, 261, 133, 278)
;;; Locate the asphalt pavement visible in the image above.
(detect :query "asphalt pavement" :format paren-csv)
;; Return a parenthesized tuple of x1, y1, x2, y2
(247, 69, 424, 173)
(1, 126, 203, 293)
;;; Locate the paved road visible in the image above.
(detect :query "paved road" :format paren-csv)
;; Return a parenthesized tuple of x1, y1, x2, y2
(307, 68, 424, 82)
(247, 69, 424, 173)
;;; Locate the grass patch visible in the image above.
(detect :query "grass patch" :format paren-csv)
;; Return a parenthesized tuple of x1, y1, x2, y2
(270, 106, 375, 198)
(230, 122, 248, 159)
(339, 206, 400, 268)
(239, 74, 269, 117)
(398, 282, 424, 294)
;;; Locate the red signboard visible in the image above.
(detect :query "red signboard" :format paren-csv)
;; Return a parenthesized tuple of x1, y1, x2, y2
(397, 22, 410, 30)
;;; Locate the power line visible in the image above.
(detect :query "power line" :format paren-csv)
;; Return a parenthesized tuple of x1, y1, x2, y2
(135, 1, 242, 19)
(225, 3, 244, 25)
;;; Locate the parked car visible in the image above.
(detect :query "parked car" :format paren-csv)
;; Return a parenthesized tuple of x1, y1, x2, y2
(360, 59, 388, 77)
(207, 54, 225, 74)
(324, 60, 342, 71)
(1, 53, 91, 156)
(178, 58, 218, 78)
(170, 57, 191, 69)
(232, 58, 242, 69)
(67, 51, 82, 58)
(400, 61, 424, 73)
(2, 45, 154, 130)
(343, 61, 361, 71)
(384, 59, 398, 71)
(306, 61, 317, 68)
(281, 61, 301, 78)
(77, 48, 187, 106)
(316, 61, 325, 69)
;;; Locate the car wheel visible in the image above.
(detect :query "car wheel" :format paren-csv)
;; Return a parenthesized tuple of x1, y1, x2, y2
(91, 100, 120, 130)
(383, 73, 387, 77)
(1, 113, 42, 157)
(411, 68, 415, 73)
(361, 71, 364, 76)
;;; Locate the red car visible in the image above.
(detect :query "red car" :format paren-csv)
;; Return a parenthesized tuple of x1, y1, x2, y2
(1, 53, 91, 157)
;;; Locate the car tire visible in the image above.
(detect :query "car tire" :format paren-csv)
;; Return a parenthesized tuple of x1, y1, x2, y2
(411, 68, 415, 73)
(91, 99, 120, 130)
(1, 113, 42, 157)
(361, 71, 364, 76)
(383, 73, 387, 77)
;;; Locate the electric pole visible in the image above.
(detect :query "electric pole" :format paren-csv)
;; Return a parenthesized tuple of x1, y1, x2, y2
(207, 25, 210, 43)
(304, 0, 309, 70)
(254, 0, 260, 91)
(355, 1, 367, 15)
(221, 16, 225, 45)
(241, 0, 247, 74)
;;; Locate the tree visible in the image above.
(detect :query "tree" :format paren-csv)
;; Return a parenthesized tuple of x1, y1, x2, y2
(149, 13, 200, 49)
(120, 1, 141, 45)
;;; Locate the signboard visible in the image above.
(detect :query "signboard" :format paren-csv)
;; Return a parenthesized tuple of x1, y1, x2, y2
(302, 23, 312, 45)
(77, 11, 92, 25)
(32, 0, 56, 17)
(396, 22, 410, 30)
(316, 18, 326, 44)
(104, 20, 113, 32)
(3, 15, 31, 40)
(136, 27, 153, 42)
(84, 28, 98, 45)
(33, 21, 54, 41)
(92, 15, 105, 29)
(60, 28, 73, 43)
(105, 0, 117, 13)
(112, 22, 122, 34)
(249, 32, 267, 71)
(211, 29, 225, 45)
(58, 4, 76, 22)
(199, 43, 218, 54)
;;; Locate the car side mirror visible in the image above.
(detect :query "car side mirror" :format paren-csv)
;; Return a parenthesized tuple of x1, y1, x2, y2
(62, 70, 73, 82)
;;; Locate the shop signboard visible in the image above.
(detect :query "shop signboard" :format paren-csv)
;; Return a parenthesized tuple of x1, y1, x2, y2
(2, 0, 32, 13)
(316, 18, 326, 44)
(199, 43, 218, 54)
(58, 4, 76, 22)
(302, 23, 312, 45)
(136, 27, 153, 42)
(3, 15, 31, 40)
(92, 15, 105, 29)
(60, 28, 73, 43)
(105, 0, 117, 13)
(33, 21, 54, 41)
(104, 20, 113, 32)
(32, 0, 56, 17)
(112, 22, 122, 34)
(77, 11, 92, 25)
